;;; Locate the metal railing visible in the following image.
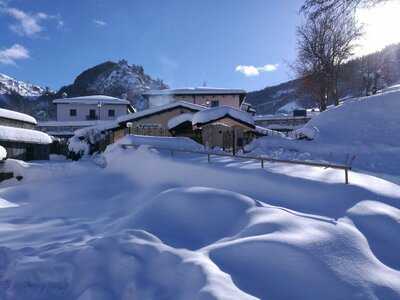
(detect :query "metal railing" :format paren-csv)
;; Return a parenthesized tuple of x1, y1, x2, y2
(121, 143, 352, 184)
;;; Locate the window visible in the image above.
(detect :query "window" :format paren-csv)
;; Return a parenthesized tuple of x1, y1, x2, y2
(211, 100, 219, 107)
(88, 109, 96, 120)
(108, 109, 115, 117)
(70, 109, 77, 117)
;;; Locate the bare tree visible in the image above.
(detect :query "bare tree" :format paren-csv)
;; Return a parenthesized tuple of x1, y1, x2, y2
(295, 12, 362, 110)
(301, 0, 389, 19)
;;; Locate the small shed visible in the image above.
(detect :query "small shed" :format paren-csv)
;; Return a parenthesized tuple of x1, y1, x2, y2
(0, 126, 52, 160)
(0, 108, 52, 161)
(192, 106, 255, 153)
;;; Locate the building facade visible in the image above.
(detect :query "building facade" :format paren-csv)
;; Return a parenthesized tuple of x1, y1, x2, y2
(54, 95, 134, 122)
(38, 95, 134, 139)
(143, 88, 246, 110)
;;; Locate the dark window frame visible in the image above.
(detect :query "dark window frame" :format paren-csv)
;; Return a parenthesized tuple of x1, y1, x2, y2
(211, 100, 219, 107)
(89, 109, 96, 119)
(70, 109, 77, 117)
(108, 109, 115, 117)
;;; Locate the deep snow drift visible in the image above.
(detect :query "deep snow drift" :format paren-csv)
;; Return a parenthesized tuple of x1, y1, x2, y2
(0, 145, 399, 299)
(247, 86, 400, 177)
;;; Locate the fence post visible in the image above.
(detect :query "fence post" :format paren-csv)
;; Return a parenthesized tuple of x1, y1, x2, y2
(261, 159, 264, 169)
(345, 168, 349, 184)
(207, 153, 210, 163)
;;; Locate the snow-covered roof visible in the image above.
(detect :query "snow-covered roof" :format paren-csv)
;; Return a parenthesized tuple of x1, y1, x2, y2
(167, 113, 194, 130)
(192, 106, 255, 127)
(74, 121, 118, 137)
(0, 125, 52, 144)
(143, 87, 247, 96)
(0, 145, 6, 160)
(53, 95, 130, 105)
(118, 101, 206, 123)
(0, 108, 37, 125)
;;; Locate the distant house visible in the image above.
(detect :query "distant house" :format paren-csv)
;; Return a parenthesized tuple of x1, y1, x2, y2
(38, 95, 135, 138)
(143, 87, 247, 110)
(54, 95, 134, 122)
(0, 108, 52, 160)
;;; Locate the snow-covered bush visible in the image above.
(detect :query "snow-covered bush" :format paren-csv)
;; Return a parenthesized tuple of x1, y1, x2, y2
(68, 126, 109, 159)
(291, 126, 319, 140)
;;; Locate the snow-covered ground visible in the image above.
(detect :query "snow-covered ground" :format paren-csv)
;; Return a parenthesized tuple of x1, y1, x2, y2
(248, 85, 400, 178)
(0, 143, 399, 299)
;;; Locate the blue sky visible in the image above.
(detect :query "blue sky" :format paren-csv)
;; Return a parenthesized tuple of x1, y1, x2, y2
(0, 0, 304, 92)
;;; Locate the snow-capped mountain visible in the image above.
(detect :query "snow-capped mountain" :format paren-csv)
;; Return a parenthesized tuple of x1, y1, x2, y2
(0, 73, 46, 98)
(58, 60, 168, 110)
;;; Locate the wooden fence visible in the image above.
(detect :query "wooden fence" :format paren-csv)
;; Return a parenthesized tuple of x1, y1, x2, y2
(121, 143, 353, 184)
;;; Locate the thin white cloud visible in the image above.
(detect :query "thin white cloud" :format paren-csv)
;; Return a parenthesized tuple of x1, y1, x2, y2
(235, 64, 279, 77)
(0, 44, 30, 65)
(93, 19, 107, 27)
(3, 6, 63, 37)
(7, 7, 43, 36)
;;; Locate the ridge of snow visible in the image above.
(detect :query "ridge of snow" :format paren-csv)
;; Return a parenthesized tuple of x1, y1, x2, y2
(0, 73, 45, 97)
(0, 108, 37, 125)
(116, 134, 204, 151)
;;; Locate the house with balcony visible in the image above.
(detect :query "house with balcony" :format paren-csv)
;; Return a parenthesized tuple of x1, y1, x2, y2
(54, 95, 134, 122)
(38, 95, 134, 138)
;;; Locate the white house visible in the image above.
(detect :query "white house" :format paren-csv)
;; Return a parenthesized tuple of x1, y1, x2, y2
(53, 95, 134, 122)
(142, 87, 247, 110)
(38, 95, 134, 138)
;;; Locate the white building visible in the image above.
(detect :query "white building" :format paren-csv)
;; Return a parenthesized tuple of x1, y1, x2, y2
(53, 95, 134, 122)
(142, 88, 247, 110)
(38, 95, 134, 138)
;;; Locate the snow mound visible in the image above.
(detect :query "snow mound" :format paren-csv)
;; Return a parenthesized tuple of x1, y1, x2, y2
(129, 187, 258, 250)
(117, 134, 204, 151)
(346, 200, 400, 270)
(207, 202, 400, 300)
(0, 232, 254, 300)
(0, 145, 400, 299)
(247, 85, 400, 175)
